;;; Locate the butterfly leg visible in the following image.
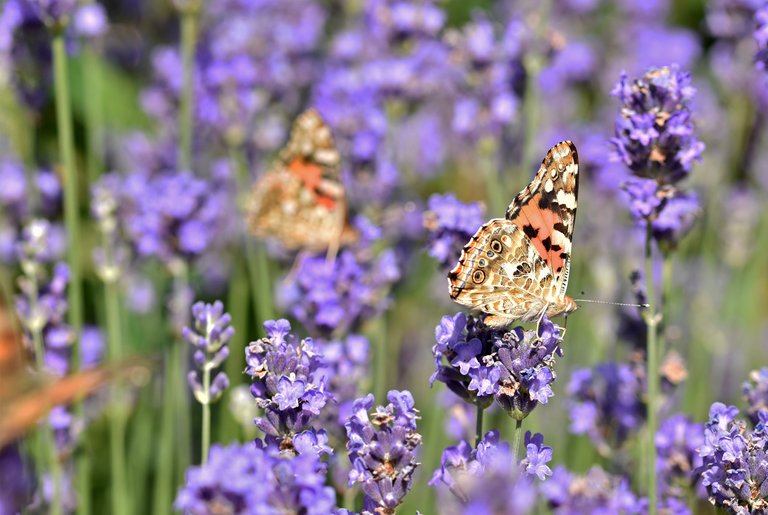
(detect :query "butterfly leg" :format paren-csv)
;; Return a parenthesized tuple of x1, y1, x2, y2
(534, 303, 551, 342)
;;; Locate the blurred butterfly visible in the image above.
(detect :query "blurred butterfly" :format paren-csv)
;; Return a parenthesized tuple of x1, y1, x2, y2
(448, 141, 580, 328)
(0, 293, 149, 449)
(246, 109, 357, 256)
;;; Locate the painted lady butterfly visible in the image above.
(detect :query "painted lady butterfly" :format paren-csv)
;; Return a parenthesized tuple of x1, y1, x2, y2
(246, 109, 357, 253)
(448, 141, 579, 328)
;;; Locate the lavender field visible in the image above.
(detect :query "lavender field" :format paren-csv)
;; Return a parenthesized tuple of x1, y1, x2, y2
(1, 0, 768, 514)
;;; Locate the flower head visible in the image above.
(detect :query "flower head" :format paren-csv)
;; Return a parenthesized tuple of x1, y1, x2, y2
(345, 390, 421, 513)
(541, 466, 644, 513)
(14, 220, 74, 375)
(94, 167, 236, 267)
(278, 236, 399, 338)
(744, 368, 768, 425)
(175, 443, 336, 514)
(446, 13, 527, 141)
(245, 319, 334, 453)
(656, 414, 705, 500)
(696, 402, 768, 512)
(423, 194, 485, 270)
(25, 0, 77, 26)
(432, 313, 563, 420)
(430, 431, 540, 514)
(566, 361, 646, 453)
(611, 65, 704, 184)
(0, 443, 33, 514)
(72, 3, 107, 38)
(183, 300, 234, 405)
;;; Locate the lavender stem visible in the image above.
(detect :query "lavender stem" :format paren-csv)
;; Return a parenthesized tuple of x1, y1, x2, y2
(475, 404, 484, 448)
(512, 419, 523, 463)
(644, 222, 659, 515)
(52, 26, 88, 515)
(178, 6, 199, 171)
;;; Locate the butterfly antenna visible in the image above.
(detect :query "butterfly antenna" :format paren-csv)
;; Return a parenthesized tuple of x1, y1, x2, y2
(574, 298, 650, 308)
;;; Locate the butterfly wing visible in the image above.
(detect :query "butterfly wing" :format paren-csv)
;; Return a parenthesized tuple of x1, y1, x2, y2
(0, 293, 151, 449)
(505, 141, 579, 300)
(247, 109, 355, 252)
(448, 219, 559, 326)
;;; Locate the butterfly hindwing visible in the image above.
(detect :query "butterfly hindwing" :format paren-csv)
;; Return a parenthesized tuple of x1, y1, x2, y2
(505, 141, 578, 298)
(448, 219, 560, 327)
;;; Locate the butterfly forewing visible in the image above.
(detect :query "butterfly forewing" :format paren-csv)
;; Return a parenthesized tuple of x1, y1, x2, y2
(505, 141, 579, 297)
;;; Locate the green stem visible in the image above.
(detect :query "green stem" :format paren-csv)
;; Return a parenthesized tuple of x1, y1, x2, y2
(83, 46, 104, 185)
(26, 273, 61, 515)
(644, 222, 659, 515)
(475, 405, 484, 447)
(53, 28, 88, 515)
(153, 347, 178, 515)
(218, 261, 248, 442)
(661, 253, 672, 346)
(105, 279, 129, 515)
(129, 381, 154, 512)
(343, 488, 357, 512)
(511, 419, 524, 462)
(30, 307, 63, 515)
(229, 146, 274, 323)
(178, 8, 199, 171)
(201, 365, 211, 464)
(171, 268, 192, 485)
(371, 317, 388, 402)
(479, 140, 505, 215)
(52, 28, 83, 369)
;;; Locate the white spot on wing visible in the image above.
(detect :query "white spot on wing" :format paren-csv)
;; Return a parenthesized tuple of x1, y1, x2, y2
(501, 262, 517, 278)
(556, 190, 576, 209)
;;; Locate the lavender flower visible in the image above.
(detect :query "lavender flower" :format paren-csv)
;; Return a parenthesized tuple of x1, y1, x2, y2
(277, 234, 400, 338)
(182, 301, 234, 406)
(25, 0, 77, 26)
(611, 65, 704, 183)
(445, 13, 527, 141)
(91, 178, 130, 285)
(541, 466, 644, 514)
(0, 157, 64, 264)
(245, 320, 334, 454)
(423, 194, 485, 270)
(72, 2, 107, 38)
(321, 334, 370, 431)
(430, 431, 540, 514)
(14, 220, 74, 374)
(175, 442, 337, 514)
(707, 0, 765, 41)
(432, 313, 563, 420)
(744, 368, 768, 424)
(566, 361, 646, 454)
(94, 168, 235, 266)
(313, 68, 396, 205)
(0, 443, 33, 514)
(696, 402, 768, 512)
(756, 5, 768, 73)
(610, 65, 705, 249)
(656, 414, 706, 500)
(344, 390, 421, 514)
(143, 0, 326, 152)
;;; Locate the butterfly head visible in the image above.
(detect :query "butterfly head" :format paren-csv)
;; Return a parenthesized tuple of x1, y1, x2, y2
(561, 295, 578, 316)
